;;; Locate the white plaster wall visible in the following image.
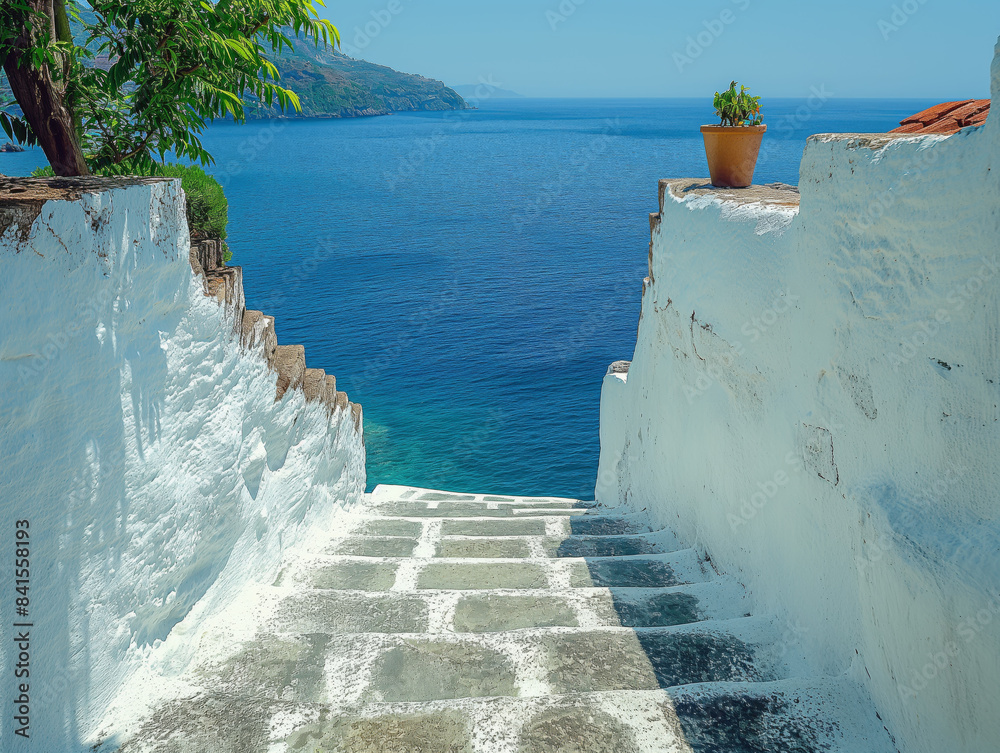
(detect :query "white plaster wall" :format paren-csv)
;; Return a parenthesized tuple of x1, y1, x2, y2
(599, 39, 1000, 753)
(0, 181, 365, 750)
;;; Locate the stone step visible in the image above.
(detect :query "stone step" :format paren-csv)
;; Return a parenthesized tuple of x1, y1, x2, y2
(436, 515, 661, 539)
(371, 501, 597, 518)
(542, 530, 681, 558)
(115, 680, 894, 753)
(329, 536, 421, 558)
(441, 518, 551, 537)
(108, 488, 896, 753)
(263, 580, 749, 635)
(323, 530, 682, 559)
(355, 512, 659, 538)
(371, 484, 595, 508)
(357, 518, 427, 537)
(279, 550, 712, 592)
(186, 619, 782, 707)
(437, 532, 681, 559)
(565, 514, 656, 537)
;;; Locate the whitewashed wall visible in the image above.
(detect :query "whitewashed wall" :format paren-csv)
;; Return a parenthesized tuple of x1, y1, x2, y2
(599, 39, 1000, 753)
(0, 180, 365, 750)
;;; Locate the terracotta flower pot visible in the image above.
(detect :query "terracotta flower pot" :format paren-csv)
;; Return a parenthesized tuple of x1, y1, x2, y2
(700, 124, 767, 188)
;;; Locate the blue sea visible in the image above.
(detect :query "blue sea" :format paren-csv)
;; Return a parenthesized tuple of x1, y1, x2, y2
(3, 98, 936, 498)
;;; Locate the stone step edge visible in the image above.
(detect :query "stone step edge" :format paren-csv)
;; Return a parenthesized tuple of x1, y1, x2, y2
(265, 583, 733, 597)
(296, 550, 702, 565)
(231, 677, 885, 739)
(362, 512, 661, 524)
(262, 623, 766, 645)
(101, 682, 889, 753)
(264, 615, 766, 641)
(169, 681, 840, 720)
(378, 676, 849, 704)
(188, 236, 361, 429)
(371, 484, 592, 505)
(335, 531, 675, 540)
(166, 680, 891, 753)
(336, 532, 680, 545)
(321, 549, 693, 561)
(369, 500, 602, 509)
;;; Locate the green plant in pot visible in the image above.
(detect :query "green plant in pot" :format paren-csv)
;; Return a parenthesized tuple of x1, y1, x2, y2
(701, 81, 766, 188)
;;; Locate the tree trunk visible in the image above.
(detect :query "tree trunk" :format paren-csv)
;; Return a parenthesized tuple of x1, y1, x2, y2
(2, 0, 89, 176)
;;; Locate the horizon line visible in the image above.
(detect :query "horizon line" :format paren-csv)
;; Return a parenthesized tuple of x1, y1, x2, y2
(454, 94, 990, 102)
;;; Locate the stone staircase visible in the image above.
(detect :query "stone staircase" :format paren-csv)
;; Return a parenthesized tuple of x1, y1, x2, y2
(112, 486, 896, 753)
(189, 234, 362, 427)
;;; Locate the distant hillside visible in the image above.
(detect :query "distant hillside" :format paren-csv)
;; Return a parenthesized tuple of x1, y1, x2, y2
(1, 17, 467, 121)
(254, 43, 469, 118)
(452, 85, 524, 100)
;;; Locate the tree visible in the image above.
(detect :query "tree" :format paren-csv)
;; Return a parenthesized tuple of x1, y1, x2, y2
(0, 0, 338, 176)
(1, 1, 86, 174)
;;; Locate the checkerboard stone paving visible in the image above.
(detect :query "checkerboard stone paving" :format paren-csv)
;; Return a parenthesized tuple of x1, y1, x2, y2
(115, 486, 896, 753)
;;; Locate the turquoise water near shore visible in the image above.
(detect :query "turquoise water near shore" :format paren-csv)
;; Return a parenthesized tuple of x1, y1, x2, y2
(3, 98, 937, 497)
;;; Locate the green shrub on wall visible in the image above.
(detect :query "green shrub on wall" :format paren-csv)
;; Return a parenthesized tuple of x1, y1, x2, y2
(158, 165, 228, 241)
(32, 163, 229, 251)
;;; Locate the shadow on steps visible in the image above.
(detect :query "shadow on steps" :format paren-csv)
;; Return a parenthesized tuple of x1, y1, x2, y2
(568, 515, 829, 753)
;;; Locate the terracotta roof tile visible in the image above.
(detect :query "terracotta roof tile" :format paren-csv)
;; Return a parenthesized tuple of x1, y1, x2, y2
(919, 120, 968, 134)
(946, 100, 990, 125)
(890, 99, 990, 135)
(967, 110, 990, 126)
(899, 100, 972, 126)
(956, 101, 990, 125)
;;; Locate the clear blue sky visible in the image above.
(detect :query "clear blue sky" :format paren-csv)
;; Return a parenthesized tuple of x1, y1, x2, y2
(317, 0, 1000, 98)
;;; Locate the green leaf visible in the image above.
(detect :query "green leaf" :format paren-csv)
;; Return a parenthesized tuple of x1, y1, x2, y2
(713, 80, 763, 126)
(0, 113, 15, 142)
(3, 0, 342, 172)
